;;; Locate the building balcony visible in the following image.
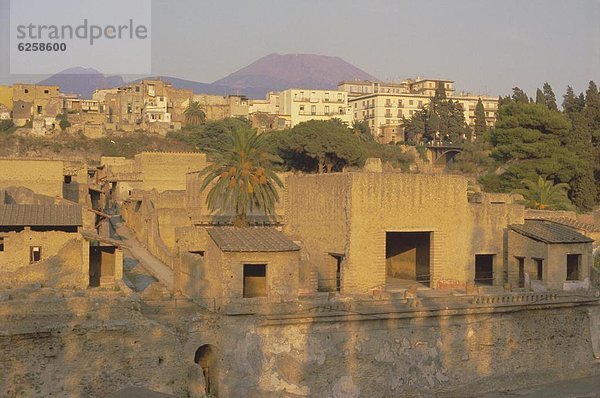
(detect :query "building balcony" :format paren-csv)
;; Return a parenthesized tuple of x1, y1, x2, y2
(299, 112, 347, 116)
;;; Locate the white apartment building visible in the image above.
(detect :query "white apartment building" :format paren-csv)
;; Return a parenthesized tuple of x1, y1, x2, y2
(279, 88, 353, 127)
(344, 78, 498, 143)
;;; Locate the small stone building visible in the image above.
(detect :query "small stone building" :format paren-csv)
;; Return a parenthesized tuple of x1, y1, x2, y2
(508, 220, 594, 291)
(0, 204, 84, 269)
(175, 227, 300, 311)
(0, 203, 123, 288)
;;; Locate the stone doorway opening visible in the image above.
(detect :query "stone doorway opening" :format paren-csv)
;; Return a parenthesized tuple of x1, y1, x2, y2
(194, 344, 217, 396)
(89, 246, 116, 287)
(475, 254, 495, 285)
(385, 231, 431, 288)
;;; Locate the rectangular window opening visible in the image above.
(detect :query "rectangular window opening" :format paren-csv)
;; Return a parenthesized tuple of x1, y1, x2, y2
(516, 257, 525, 288)
(566, 254, 581, 281)
(533, 258, 544, 281)
(30, 246, 42, 262)
(243, 264, 267, 298)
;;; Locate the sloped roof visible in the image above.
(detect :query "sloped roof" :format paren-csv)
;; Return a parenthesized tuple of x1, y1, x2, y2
(525, 216, 600, 233)
(510, 220, 593, 244)
(208, 227, 300, 252)
(0, 204, 82, 226)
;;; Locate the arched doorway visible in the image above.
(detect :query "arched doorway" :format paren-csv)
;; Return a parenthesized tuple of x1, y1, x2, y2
(194, 344, 217, 396)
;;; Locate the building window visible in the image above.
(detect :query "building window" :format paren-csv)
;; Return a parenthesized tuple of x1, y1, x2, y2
(566, 254, 581, 281)
(533, 258, 543, 280)
(243, 264, 267, 298)
(311, 105, 316, 115)
(37, 106, 42, 114)
(418, 101, 423, 108)
(24, 89, 29, 94)
(324, 93, 330, 101)
(64, 175, 72, 184)
(516, 257, 525, 288)
(0, 237, 4, 252)
(135, 86, 140, 92)
(409, 100, 414, 106)
(324, 105, 330, 114)
(44, 89, 49, 94)
(30, 246, 42, 262)
(338, 93, 343, 101)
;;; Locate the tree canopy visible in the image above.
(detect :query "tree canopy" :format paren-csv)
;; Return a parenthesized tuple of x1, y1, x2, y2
(200, 126, 282, 227)
(184, 101, 206, 126)
(269, 119, 365, 173)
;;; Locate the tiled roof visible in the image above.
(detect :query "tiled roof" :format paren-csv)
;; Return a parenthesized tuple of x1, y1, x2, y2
(525, 216, 600, 233)
(510, 220, 593, 244)
(208, 227, 300, 252)
(0, 204, 82, 227)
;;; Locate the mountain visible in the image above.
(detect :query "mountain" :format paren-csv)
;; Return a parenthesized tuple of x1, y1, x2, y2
(38, 67, 125, 99)
(212, 53, 379, 97)
(38, 54, 380, 99)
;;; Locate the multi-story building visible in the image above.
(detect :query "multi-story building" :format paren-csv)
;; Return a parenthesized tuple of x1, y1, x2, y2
(97, 80, 193, 132)
(344, 78, 498, 143)
(278, 88, 353, 127)
(11, 84, 63, 127)
(190, 94, 250, 121)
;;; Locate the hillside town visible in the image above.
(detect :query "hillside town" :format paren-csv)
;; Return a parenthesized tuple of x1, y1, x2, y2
(0, 76, 498, 142)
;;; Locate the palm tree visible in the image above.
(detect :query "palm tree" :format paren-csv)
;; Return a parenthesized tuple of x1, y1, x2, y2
(512, 176, 572, 210)
(200, 127, 282, 227)
(184, 101, 206, 126)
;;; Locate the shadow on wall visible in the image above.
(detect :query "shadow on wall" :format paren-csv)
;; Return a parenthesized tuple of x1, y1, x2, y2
(0, 239, 87, 289)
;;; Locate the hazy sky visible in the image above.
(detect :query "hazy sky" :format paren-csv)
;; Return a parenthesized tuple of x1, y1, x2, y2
(1, 0, 598, 98)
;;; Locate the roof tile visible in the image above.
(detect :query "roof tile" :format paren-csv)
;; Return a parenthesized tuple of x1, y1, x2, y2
(0, 204, 82, 227)
(208, 227, 300, 252)
(510, 220, 593, 244)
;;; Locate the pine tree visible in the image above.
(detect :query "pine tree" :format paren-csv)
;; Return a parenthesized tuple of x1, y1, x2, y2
(585, 81, 600, 130)
(584, 81, 600, 205)
(567, 112, 596, 210)
(511, 87, 529, 104)
(578, 93, 586, 111)
(562, 86, 579, 114)
(474, 98, 487, 136)
(535, 89, 545, 105)
(543, 82, 558, 111)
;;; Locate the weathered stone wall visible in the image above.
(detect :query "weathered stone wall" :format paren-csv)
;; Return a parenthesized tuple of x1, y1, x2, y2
(0, 294, 192, 398)
(469, 196, 524, 285)
(548, 243, 592, 290)
(135, 152, 208, 192)
(348, 173, 472, 291)
(1, 290, 599, 398)
(0, 229, 83, 272)
(216, 303, 600, 398)
(507, 229, 547, 287)
(0, 159, 64, 198)
(284, 174, 350, 291)
(0, 238, 87, 288)
(121, 195, 179, 269)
